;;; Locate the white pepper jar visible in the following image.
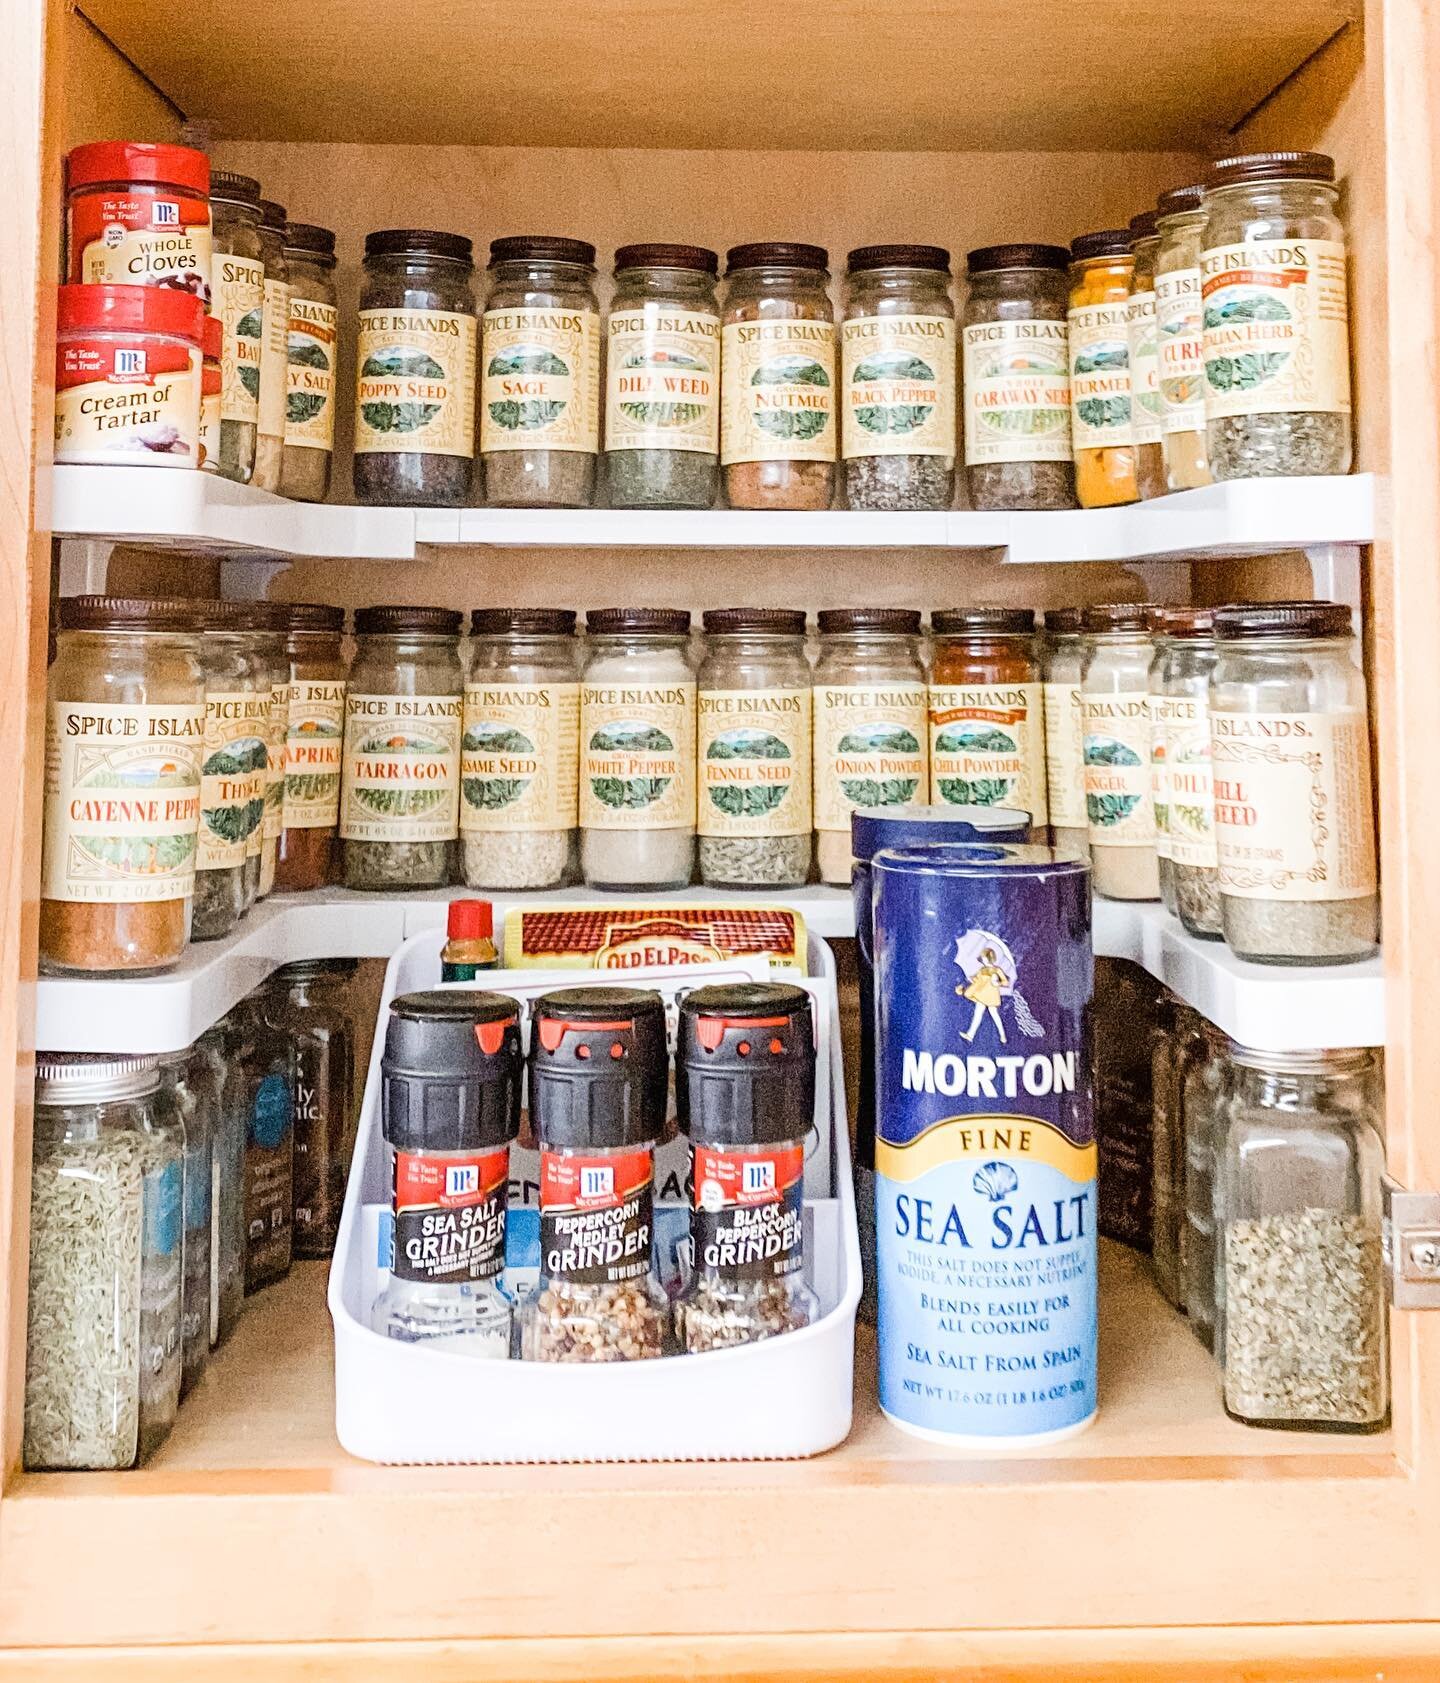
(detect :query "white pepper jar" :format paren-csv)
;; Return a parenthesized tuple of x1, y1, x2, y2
(1080, 603, 1159, 900)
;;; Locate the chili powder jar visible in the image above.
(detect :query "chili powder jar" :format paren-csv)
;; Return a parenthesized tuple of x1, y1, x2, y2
(65, 140, 212, 305)
(276, 603, 347, 893)
(1068, 230, 1138, 508)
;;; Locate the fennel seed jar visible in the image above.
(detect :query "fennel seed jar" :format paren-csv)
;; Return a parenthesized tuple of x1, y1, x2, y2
(209, 170, 265, 484)
(1041, 607, 1088, 856)
(276, 603, 347, 893)
(1081, 603, 1158, 900)
(252, 198, 290, 493)
(1068, 231, 1138, 508)
(280, 222, 338, 502)
(192, 604, 268, 941)
(1155, 184, 1211, 490)
(1127, 212, 1166, 500)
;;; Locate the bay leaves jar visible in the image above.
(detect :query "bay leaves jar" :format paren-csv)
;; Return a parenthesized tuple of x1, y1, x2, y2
(1127, 211, 1166, 500)
(1068, 230, 1138, 508)
(280, 222, 339, 502)
(209, 170, 265, 485)
(1080, 603, 1158, 900)
(276, 603, 348, 893)
(252, 197, 290, 494)
(1154, 183, 1211, 490)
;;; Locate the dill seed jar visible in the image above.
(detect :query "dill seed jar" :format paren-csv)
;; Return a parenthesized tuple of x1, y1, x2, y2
(355, 230, 477, 507)
(1081, 604, 1158, 900)
(192, 605, 268, 941)
(841, 245, 956, 511)
(1210, 602, 1378, 963)
(1041, 607, 1088, 856)
(209, 170, 266, 485)
(604, 243, 720, 509)
(481, 236, 600, 507)
(252, 198, 290, 493)
(1155, 183, 1211, 490)
(1127, 212, 1166, 500)
(1201, 151, 1353, 479)
(698, 609, 813, 888)
(462, 608, 581, 890)
(1068, 231, 1138, 508)
(341, 606, 464, 891)
(65, 140, 212, 304)
(276, 603, 347, 893)
(280, 222, 339, 501)
(1155, 607, 1220, 936)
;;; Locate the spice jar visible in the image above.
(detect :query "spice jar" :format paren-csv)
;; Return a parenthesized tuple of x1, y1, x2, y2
(928, 608, 1047, 838)
(279, 222, 339, 501)
(1041, 607, 1087, 856)
(604, 243, 720, 509)
(812, 607, 928, 885)
(232, 991, 296, 1294)
(252, 198, 290, 493)
(199, 314, 222, 471)
(1210, 602, 1378, 963)
(1081, 603, 1158, 900)
(841, 245, 955, 511)
(697, 609, 813, 888)
(460, 608, 580, 889)
(209, 169, 265, 484)
(1147, 623, 1170, 901)
(355, 230, 477, 507)
(41, 595, 206, 975)
(276, 603, 347, 893)
(191, 605, 267, 940)
(1149, 994, 1199, 1311)
(481, 235, 600, 508)
(1155, 183, 1211, 490)
(65, 140, 212, 304)
(1180, 1021, 1230, 1351)
(1127, 212, 1166, 500)
(580, 608, 696, 890)
(721, 243, 837, 510)
(519, 987, 671, 1362)
(1201, 151, 1352, 479)
(206, 1018, 248, 1346)
(1154, 607, 1220, 936)
(156, 1043, 217, 1399)
(241, 602, 290, 901)
(341, 606, 464, 892)
(1068, 231, 1138, 508)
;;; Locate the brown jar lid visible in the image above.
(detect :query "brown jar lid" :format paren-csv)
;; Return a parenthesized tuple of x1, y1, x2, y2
(725, 241, 828, 274)
(1129, 210, 1158, 241)
(284, 221, 337, 258)
(232, 601, 290, 633)
(365, 229, 473, 264)
(1081, 602, 1154, 633)
(966, 242, 1070, 275)
(488, 235, 596, 268)
(1071, 229, 1133, 263)
(702, 608, 807, 636)
(1213, 600, 1351, 640)
(816, 607, 922, 635)
(210, 169, 261, 207)
(1156, 183, 1205, 219)
(59, 594, 202, 632)
(932, 607, 1037, 636)
(614, 242, 718, 274)
(259, 198, 287, 232)
(1153, 605, 1215, 638)
(586, 607, 691, 637)
(1208, 150, 1336, 189)
(1042, 607, 1083, 635)
(469, 608, 577, 637)
(847, 244, 950, 274)
(353, 605, 464, 637)
(284, 602, 345, 634)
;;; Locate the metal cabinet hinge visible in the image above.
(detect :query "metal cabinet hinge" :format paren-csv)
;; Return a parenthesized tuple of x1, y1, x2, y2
(1382, 1176, 1440, 1307)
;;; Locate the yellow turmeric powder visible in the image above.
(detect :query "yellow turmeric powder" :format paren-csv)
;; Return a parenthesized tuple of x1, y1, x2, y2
(1067, 230, 1139, 508)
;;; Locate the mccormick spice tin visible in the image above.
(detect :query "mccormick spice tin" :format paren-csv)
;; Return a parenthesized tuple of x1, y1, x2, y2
(872, 841, 1095, 1444)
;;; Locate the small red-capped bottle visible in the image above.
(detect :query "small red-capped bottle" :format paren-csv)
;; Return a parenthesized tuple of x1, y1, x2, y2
(441, 898, 497, 981)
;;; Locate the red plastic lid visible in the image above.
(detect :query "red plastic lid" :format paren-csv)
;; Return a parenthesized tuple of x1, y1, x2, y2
(57, 283, 206, 345)
(66, 140, 210, 197)
(447, 898, 493, 941)
(203, 314, 222, 358)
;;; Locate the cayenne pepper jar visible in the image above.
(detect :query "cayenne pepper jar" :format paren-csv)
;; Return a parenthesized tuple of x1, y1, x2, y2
(1127, 211, 1166, 500)
(1155, 183, 1211, 490)
(209, 170, 266, 485)
(1068, 230, 1138, 508)
(65, 140, 212, 305)
(276, 603, 347, 893)
(280, 222, 340, 502)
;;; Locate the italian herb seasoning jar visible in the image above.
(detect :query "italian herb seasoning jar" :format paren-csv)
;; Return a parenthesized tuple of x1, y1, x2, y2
(372, 991, 522, 1353)
(276, 603, 347, 893)
(813, 608, 928, 885)
(481, 235, 600, 508)
(65, 140, 212, 304)
(580, 608, 696, 890)
(721, 242, 837, 510)
(698, 608, 813, 888)
(355, 230, 477, 507)
(1127, 212, 1166, 500)
(1201, 152, 1352, 479)
(675, 982, 820, 1350)
(1155, 183, 1211, 490)
(279, 222, 339, 501)
(199, 314, 222, 470)
(928, 608, 1047, 838)
(41, 596, 205, 975)
(462, 608, 580, 890)
(209, 170, 265, 485)
(252, 198, 291, 493)
(1210, 602, 1378, 963)
(156, 1043, 215, 1399)
(1081, 603, 1158, 900)
(604, 243, 720, 509)
(1155, 607, 1220, 936)
(841, 244, 956, 511)
(1068, 231, 1138, 508)
(520, 987, 671, 1362)
(341, 606, 463, 890)
(1181, 1020, 1229, 1351)
(1041, 607, 1088, 856)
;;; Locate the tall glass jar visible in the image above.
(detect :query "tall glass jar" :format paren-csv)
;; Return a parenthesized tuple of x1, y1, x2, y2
(192, 606, 267, 942)
(697, 608, 812, 888)
(233, 991, 296, 1295)
(1155, 183, 1211, 490)
(1068, 231, 1138, 508)
(841, 245, 955, 511)
(240, 603, 290, 902)
(1210, 602, 1378, 963)
(1147, 621, 1170, 902)
(280, 222, 339, 502)
(1155, 607, 1220, 936)
(206, 1017, 248, 1346)
(481, 235, 600, 508)
(209, 170, 264, 485)
(1150, 997, 1202, 1311)
(340, 606, 463, 891)
(462, 608, 581, 889)
(1201, 151, 1352, 479)
(580, 608, 696, 889)
(1127, 212, 1166, 500)
(1081, 603, 1158, 900)
(1182, 1023, 1230, 1351)
(812, 608, 928, 885)
(252, 198, 290, 493)
(1216, 1047, 1386, 1430)
(276, 603, 347, 893)
(721, 243, 837, 511)
(156, 1043, 215, 1399)
(355, 230, 477, 507)
(1040, 607, 1087, 856)
(604, 244, 720, 509)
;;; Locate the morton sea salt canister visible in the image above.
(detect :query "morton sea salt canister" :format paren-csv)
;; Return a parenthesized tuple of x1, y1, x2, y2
(872, 842, 1095, 1445)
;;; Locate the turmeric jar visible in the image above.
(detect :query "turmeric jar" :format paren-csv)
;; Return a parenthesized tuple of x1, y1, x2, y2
(1068, 231, 1138, 508)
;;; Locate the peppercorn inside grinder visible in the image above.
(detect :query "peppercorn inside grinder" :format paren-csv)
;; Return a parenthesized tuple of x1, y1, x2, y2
(371, 990, 522, 1355)
(675, 982, 821, 1351)
(517, 987, 673, 1362)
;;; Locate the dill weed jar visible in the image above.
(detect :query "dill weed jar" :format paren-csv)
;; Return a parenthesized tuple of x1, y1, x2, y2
(252, 198, 290, 493)
(192, 605, 268, 940)
(1155, 607, 1220, 937)
(1081, 603, 1158, 900)
(65, 140, 211, 305)
(209, 170, 265, 485)
(1155, 183, 1211, 490)
(1041, 607, 1087, 856)
(1068, 230, 1138, 508)
(604, 243, 720, 509)
(276, 603, 347, 893)
(280, 222, 339, 501)
(1127, 212, 1166, 500)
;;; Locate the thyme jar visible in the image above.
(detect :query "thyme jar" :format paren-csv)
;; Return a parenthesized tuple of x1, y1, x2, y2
(1210, 602, 1378, 963)
(1081, 603, 1158, 900)
(340, 606, 464, 890)
(355, 230, 477, 507)
(841, 245, 955, 511)
(604, 243, 720, 509)
(192, 606, 267, 941)
(1068, 231, 1138, 508)
(462, 608, 581, 890)
(280, 222, 339, 502)
(1127, 212, 1166, 500)
(1041, 607, 1087, 856)
(721, 243, 837, 510)
(1155, 184, 1211, 490)
(1156, 607, 1220, 936)
(481, 236, 600, 507)
(276, 603, 347, 894)
(1201, 152, 1353, 479)
(252, 198, 290, 493)
(209, 170, 265, 484)
(698, 609, 813, 888)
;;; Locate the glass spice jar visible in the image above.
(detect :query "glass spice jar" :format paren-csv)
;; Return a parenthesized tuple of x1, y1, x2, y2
(64, 140, 212, 306)
(1147, 621, 1171, 902)
(604, 243, 720, 509)
(1149, 994, 1200, 1311)
(341, 606, 464, 891)
(239, 602, 290, 902)
(1182, 1021, 1230, 1352)
(355, 230, 478, 507)
(209, 170, 265, 485)
(1127, 212, 1166, 500)
(481, 235, 600, 508)
(721, 242, 837, 510)
(461, 608, 580, 890)
(192, 603, 266, 940)
(41, 596, 206, 976)
(1068, 231, 1138, 508)
(1155, 606, 1221, 937)
(1155, 183, 1211, 490)
(206, 1017, 248, 1346)
(231, 991, 296, 1295)
(279, 222, 339, 502)
(198, 314, 222, 471)
(252, 197, 290, 494)
(275, 603, 347, 893)
(841, 244, 956, 511)
(156, 1043, 215, 1399)
(1081, 603, 1159, 900)
(1040, 607, 1088, 856)
(1201, 151, 1352, 479)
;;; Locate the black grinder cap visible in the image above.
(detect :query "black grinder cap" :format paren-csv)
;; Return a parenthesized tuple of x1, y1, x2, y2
(676, 982, 816, 1147)
(382, 990, 523, 1153)
(528, 986, 669, 1149)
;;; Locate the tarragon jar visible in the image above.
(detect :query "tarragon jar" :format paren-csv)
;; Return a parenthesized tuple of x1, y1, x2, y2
(1155, 183, 1211, 489)
(280, 222, 339, 502)
(1041, 607, 1088, 856)
(1068, 230, 1138, 508)
(252, 198, 290, 494)
(276, 603, 347, 893)
(65, 140, 212, 306)
(1127, 211, 1166, 500)
(209, 170, 265, 485)
(1155, 607, 1220, 937)
(192, 605, 268, 941)
(1081, 603, 1158, 900)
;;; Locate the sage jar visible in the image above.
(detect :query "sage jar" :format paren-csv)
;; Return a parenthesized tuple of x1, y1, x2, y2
(604, 244, 720, 509)
(1127, 212, 1166, 500)
(698, 609, 813, 888)
(340, 606, 464, 890)
(1068, 231, 1138, 508)
(481, 236, 600, 508)
(841, 245, 956, 511)
(1080, 603, 1158, 900)
(1155, 607, 1220, 937)
(1155, 184, 1211, 490)
(252, 198, 290, 493)
(276, 603, 347, 893)
(355, 230, 477, 507)
(1040, 606, 1087, 856)
(192, 605, 267, 941)
(209, 170, 264, 485)
(280, 222, 339, 502)
(1201, 151, 1353, 479)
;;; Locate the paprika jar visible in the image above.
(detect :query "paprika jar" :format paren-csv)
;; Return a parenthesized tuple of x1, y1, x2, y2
(65, 140, 212, 305)
(198, 314, 222, 471)
(209, 170, 265, 485)
(192, 604, 268, 941)
(1127, 212, 1166, 500)
(280, 222, 339, 502)
(251, 197, 290, 494)
(1155, 183, 1211, 490)
(1080, 603, 1158, 900)
(1068, 230, 1138, 508)
(1040, 607, 1087, 856)
(276, 603, 347, 894)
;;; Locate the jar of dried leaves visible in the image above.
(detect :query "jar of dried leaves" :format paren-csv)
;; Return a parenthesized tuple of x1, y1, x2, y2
(192, 604, 268, 941)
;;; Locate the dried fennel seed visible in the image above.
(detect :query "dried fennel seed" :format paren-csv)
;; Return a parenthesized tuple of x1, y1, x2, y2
(530, 1280, 666, 1362)
(679, 1278, 812, 1352)
(698, 834, 812, 886)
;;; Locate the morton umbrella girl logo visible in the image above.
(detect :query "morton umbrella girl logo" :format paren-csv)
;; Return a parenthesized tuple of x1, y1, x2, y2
(953, 928, 1045, 1046)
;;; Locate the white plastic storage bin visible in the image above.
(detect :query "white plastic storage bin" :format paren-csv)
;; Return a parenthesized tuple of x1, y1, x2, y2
(328, 931, 861, 1463)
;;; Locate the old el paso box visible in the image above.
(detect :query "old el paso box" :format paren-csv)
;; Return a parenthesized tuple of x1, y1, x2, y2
(503, 903, 805, 974)
(872, 842, 1096, 1446)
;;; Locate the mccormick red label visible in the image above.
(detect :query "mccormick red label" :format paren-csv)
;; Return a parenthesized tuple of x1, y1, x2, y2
(55, 337, 201, 466)
(539, 1148, 654, 1286)
(692, 1144, 805, 1281)
(68, 190, 213, 303)
(391, 1147, 509, 1285)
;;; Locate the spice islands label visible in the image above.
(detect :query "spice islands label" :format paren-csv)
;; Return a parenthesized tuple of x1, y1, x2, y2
(721, 319, 836, 465)
(73, 191, 212, 304)
(814, 683, 928, 832)
(962, 319, 1072, 465)
(697, 687, 812, 838)
(605, 307, 719, 455)
(481, 307, 600, 454)
(355, 308, 477, 459)
(841, 314, 955, 461)
(540, 1147, 655, 1287)
(1126, 288, 1162, 446)
(1042, 680, 1086, 831)
(1165, 694, 1217, 869)
(263, 681, 289, 844)
(1081, 694, 1154, 845)
(283, 679, 345, 829)
(54, 336, 201, 468)
(693, 1143, 805, 1282)
(1067, 303, 1133, 450)
(391, 1146, 510, 1285)
(285, 298, 338, 449)
(259, 279, 289, 442)
(928, 683, 1047, 825)
(579, 682, 696, 832)
(198, 690, 270, 871)
(215, 253, 264, 426)
(1156, 267, 1206, 435)
(461, 681, 579, 834)
(339, 693, 462, 843)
